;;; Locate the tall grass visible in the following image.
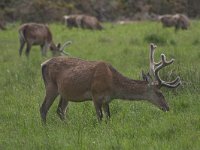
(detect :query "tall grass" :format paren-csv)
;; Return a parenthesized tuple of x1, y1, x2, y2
(0, 21, 200, 150)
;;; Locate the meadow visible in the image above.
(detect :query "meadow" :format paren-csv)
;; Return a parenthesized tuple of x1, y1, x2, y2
(0, 21, 200, 150)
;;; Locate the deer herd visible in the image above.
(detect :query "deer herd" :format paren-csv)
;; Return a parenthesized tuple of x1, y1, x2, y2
(6, 13, 183, 123)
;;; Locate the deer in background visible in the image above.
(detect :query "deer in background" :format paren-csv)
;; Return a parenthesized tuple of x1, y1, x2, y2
(0, 19, 6, 30)
(40, 43, 181, 123)
(159, 14, 190, 31)
(64, 15, 103, 30)
(18, 23, 71, 57)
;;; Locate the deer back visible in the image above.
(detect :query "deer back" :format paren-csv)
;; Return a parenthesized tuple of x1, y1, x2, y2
(41, 56, 160, 103)
(19, 23, 53, 45)
(82, 15, 103, 30)
(41, 57, 112, 100)
(160, 15, 176, 27)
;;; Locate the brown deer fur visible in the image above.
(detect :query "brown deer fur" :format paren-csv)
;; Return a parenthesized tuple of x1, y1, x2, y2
(18, 23, 64, 57)
(40, 54, 177, 123)
(64, 15, 103, 30)
(159, 14, 190, 31)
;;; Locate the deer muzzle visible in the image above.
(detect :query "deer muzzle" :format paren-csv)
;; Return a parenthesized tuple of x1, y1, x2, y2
(160, 104, 169, 112)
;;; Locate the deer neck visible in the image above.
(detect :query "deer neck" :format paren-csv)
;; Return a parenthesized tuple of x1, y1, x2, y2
(112, 72, 149, 101)
(50, 42, 56, 50)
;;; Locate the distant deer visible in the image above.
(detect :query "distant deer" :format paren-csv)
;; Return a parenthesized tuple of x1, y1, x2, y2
(159, 14, 190, 31)
(40, 44, 181, 123)
(0, 19, 6, 30)
(18, 23, 71, 57)
(64, 15, 103, 30)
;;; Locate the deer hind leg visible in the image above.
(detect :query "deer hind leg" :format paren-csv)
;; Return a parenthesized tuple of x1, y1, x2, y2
(92, 96, 104, 122)
(19, 38, 25, 56)
(25, 43, 32, 57)
(57, 96, 68, 120)
(40, 84, 58, 123)
(102, 96, 111, 119)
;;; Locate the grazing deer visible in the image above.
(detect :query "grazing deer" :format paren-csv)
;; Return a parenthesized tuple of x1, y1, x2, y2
(64, 15, 103, 30)
(40, 44, 181, 123)
(64, 15, 82, 28)
(159, 14, 190, 31)
(0, 19, 6, 30)
(18, 23, 71, 57)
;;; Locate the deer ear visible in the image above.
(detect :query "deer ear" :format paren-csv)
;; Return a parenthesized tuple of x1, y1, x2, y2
(141, 71, 152, 82)
(141, 70, 147, 81)
(57, 43, 61, 49)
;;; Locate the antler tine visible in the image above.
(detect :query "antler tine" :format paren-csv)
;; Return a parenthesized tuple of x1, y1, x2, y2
(154, 61, 162, 67)
(60, 41, 72, 51)
(61, 50, 70, 56)
(149, 43, 163, 65)
(154, 54, 181, 88)
(60, 41, 72, 56)
(148, 44, 181, 88)
(154, 54, 173, 85)
(149, 43, 164, 77)
(149, 43, 157, 76)
(162, 76, 181, 88)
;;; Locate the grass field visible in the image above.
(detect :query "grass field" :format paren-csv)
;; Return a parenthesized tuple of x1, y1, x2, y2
(0, 21, 200, 150)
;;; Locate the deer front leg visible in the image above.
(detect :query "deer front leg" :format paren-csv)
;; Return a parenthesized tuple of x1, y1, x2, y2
(40, 84, 58, 123)
(41, 44, 48, 57)
(57, 96, 68, 120)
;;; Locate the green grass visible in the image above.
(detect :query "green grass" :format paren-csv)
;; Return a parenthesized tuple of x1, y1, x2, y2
(0, 21, 200, 150)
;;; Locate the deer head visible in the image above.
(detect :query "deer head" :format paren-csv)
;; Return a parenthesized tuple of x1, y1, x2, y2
(142, 43, 181, 110)
(50, 41, 72, 56)
(148, 43, 181, 88)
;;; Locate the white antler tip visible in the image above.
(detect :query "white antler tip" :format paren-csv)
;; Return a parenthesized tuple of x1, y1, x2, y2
(150, 43, 157, 49)
(161, 54, 166, 59)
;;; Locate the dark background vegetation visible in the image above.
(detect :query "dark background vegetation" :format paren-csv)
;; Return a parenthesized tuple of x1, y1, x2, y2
(0, 0, 200, 23)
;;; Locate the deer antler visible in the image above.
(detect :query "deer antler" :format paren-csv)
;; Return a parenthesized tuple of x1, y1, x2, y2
(60, 41, 72, 55)
(149, 43, 181, 88)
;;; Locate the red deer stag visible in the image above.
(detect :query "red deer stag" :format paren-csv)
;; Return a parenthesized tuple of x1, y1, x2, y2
(18, 23, 71, 57)
(40, 43, 181, 123)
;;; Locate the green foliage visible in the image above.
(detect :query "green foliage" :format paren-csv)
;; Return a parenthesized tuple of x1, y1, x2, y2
(0, 21, 200, 149)
(1, 0, 200, 22)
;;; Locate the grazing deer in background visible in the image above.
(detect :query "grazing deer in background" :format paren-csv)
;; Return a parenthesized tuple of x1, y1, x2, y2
(159, 14, 190, 31)
(64, 15, 103, 30)
(18, 23, 71, 57)
(0, 19, 6, 30)
(40, 43, 181, 123)
(63, 15, 81, 28)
